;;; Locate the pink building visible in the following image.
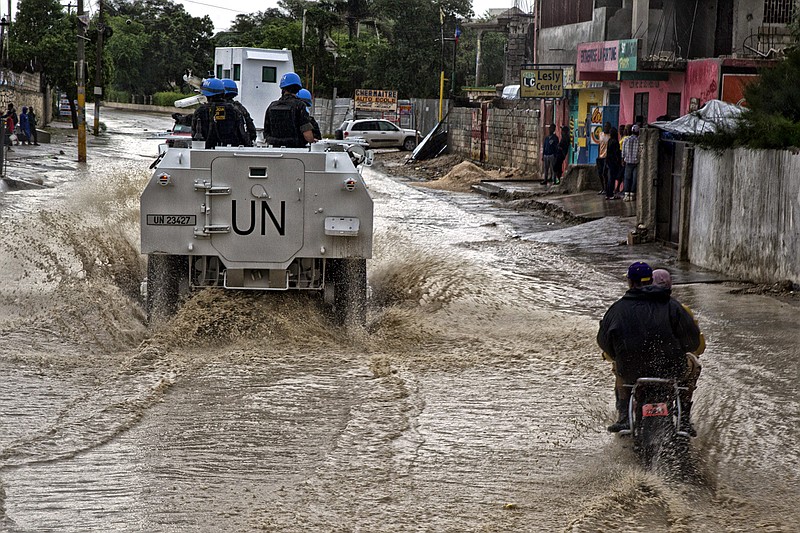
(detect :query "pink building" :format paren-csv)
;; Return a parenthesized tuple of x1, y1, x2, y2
(619, 72, 686, 125)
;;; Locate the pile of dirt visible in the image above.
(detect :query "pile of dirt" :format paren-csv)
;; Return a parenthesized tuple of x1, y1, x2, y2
(374, 152, 462, 181)
(419, 161, 489, 192)
(419, 161, 527, 193)
(373, 151, 530, 192)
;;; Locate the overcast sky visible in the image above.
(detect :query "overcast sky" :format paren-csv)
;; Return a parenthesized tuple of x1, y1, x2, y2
(173, 0, 515, 32)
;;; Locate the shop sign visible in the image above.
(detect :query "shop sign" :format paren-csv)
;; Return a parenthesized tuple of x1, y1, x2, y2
(577, 39, 638, 73)
(618, 39, 638, 71)
(589, 106, 604, 144)
(563, 67, 604, 89)
(355, 89, 398, 112)
(520, 68, 564, 98)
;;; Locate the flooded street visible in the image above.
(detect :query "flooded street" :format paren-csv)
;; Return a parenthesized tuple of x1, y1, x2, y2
(0, 109, 797, 532)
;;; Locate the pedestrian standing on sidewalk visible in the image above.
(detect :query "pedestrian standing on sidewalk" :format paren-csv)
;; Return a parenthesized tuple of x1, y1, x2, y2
(19, 107, 31, 145)
(605, 127, 622, 200)
(3, 103, 17, 146)
(2, 113, 14, 151)
(622, 125, 641, 201)
(596, 122, 611, 195)
(541, 123, 559, 186)
(553, 125, 570, 185)
(27, 106, 39, 145)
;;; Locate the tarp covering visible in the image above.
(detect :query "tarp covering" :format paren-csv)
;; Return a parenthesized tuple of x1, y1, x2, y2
(652, 99, 744, 136)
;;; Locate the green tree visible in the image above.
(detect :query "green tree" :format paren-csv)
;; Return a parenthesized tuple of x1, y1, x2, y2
(104, 0, 214, 94)
(9, 0, 79, 125)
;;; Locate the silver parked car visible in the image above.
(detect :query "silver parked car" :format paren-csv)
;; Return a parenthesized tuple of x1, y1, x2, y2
(336, 119, 419, 150)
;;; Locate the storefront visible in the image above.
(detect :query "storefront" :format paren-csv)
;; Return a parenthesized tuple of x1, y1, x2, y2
(562, 75, 612, 164)
(618, 72, 686, 125)
(573, 39, 639, 163)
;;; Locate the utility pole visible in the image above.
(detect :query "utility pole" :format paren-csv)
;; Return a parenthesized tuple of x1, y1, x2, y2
(76, 0, 87, 161)
(93, 0, 104, 136)
(438, 8, 445, 122)
(451, 27, 460, 96)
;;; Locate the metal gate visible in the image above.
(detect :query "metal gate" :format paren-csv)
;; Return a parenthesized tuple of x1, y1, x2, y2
(655, 139, 690, 244)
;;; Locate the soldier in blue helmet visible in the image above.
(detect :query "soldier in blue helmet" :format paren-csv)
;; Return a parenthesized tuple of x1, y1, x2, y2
(221, 78, 256, 145)
(263, 72, 315, 148)
(191, 78, 248, 149)
(297, 88, 321, 141)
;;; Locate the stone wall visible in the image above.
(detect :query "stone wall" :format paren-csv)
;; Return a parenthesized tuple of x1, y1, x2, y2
(690, 148, 800, 284)
(449, 103, 541, 174)
(0, 70, 49, 125)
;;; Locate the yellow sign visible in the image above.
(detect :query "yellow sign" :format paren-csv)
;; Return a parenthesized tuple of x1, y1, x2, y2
(520, 69, 564, 99)
(354, 89, 398, 112)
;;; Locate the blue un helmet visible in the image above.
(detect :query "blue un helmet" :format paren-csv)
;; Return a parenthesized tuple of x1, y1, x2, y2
(297, 88, 312, 107)
(200, 77, 224, 98)
(279, 72, 302, 90)
(221, 78, 238, 97)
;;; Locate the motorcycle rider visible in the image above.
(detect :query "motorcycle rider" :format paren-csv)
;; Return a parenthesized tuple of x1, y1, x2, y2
(297, 88, 322, 141)
(221, 78, 256, 145)
(263, 72, 316, 147)
(191, 78, 248, 149)
(597, 262, 703, 434)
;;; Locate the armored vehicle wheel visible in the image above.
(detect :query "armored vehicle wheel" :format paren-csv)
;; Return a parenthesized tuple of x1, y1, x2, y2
(328, 258, 367, 326)
(402, 137, 417, 151)
(146, 254, 187, 325)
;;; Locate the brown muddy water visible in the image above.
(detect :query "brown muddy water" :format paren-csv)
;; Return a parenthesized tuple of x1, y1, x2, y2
(0, 110, 797, 532)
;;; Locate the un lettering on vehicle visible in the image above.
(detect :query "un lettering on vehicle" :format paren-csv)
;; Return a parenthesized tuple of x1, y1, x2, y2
(231, 199, 287, 236)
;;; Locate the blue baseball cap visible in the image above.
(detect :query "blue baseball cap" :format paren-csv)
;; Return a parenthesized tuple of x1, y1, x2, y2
(627, 261, 653, 283)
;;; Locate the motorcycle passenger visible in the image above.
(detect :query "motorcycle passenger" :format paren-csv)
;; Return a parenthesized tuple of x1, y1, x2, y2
(597, 261, 703, 434)
(652, 268, 705, 436)
(263, 72, 316, 148)
(192, 78, 248, 149)
(221, 78, 256, 145)
(297, 89, 322, 141)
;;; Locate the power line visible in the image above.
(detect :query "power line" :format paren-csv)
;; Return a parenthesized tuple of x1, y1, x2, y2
(177, 0, 247, 14)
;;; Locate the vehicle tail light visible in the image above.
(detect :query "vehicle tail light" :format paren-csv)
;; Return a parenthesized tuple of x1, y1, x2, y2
(343, 178, 357, 191)
(344, 131, 349, 137)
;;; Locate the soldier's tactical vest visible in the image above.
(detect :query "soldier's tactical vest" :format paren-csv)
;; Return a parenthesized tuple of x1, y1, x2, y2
(209, 102, 242, 146)
(266, 100, 305, 148)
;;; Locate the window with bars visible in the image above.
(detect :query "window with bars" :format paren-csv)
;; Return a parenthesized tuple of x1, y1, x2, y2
(763, 0, 796, 24)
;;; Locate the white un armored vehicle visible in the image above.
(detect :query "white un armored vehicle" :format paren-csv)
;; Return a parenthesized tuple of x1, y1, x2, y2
(141, 141, 374, 325)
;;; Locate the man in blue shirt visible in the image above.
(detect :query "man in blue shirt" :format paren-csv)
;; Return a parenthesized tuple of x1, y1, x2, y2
(541, 123, 559, 186)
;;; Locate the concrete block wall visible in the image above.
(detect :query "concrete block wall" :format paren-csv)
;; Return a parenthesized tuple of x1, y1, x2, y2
(449, 104, 541, 175)
(690, 148, 800, 284)
(311, 97, 443, 138)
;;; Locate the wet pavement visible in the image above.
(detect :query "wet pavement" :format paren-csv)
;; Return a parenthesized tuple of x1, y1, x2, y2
(473, 180, 636, 221)
(0, 108, 797, 532)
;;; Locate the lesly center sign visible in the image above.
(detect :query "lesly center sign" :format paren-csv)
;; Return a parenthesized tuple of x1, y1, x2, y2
(520, 69, 564, 98)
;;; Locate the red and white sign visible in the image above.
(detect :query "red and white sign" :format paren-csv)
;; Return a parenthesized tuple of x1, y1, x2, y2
(577, 40, 621, 72)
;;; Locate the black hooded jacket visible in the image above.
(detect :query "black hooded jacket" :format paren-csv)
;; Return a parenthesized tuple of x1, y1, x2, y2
(597, 285, 701, 382)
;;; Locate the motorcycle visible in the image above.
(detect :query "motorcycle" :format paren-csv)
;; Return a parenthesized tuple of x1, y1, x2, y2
(618, 377, 692, 466)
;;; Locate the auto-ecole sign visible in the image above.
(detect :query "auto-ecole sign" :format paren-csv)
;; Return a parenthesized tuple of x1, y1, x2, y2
(354, 89, 398, 112)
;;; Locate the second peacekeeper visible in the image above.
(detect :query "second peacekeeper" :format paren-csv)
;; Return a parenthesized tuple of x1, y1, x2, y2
(297, 89, 322, 141)
(221, 78, 257, 145)
(193, 78, 248, 149)
(263, 72, 316, 148)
